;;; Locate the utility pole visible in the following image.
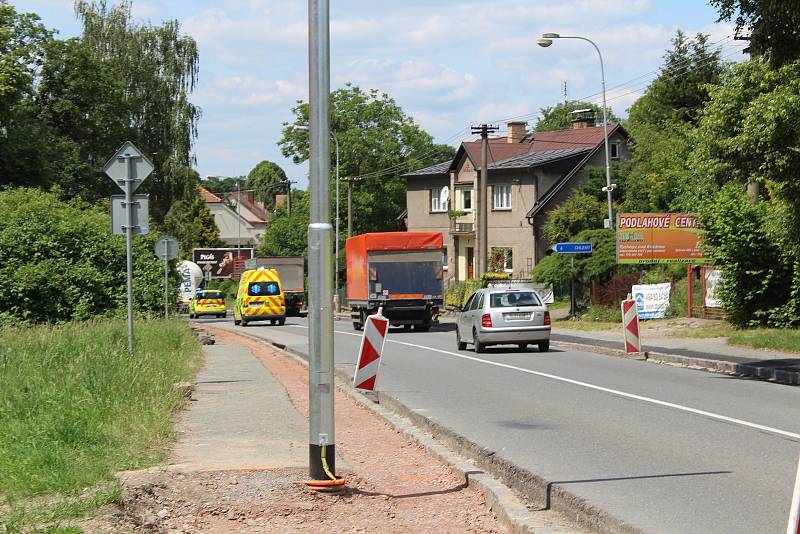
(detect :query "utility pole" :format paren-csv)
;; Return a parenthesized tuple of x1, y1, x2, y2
(346, 177, 353, 237)
(307, 0, 335, 481)
(471, 124, 498, 277)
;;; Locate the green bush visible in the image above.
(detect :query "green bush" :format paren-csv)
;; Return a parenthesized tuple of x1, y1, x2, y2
(0, 188, 175, 324)
(463, 279, 481, 305)
(445, 282, 465, 308)
(481, 272, 510, 282)
(583, 304, 622, 323)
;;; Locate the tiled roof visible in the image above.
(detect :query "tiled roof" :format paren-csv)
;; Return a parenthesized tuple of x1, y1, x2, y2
(226, 191, 269, 224)
(462, 141, 531, 169)
(527, 124, 615, 151)
(198, 186, 222, 203)
(403, 160, 451, 176)
(488, 147, 592, 170)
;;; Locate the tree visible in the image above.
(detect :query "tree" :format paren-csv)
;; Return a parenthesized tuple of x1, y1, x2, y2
(710, 0, 800, 67)
(258, 191, 310, 258)
(200, 175, 242, 194)
(534, 101, 619, 132)
(0, 188, 173, 324)
(246, 160, 287, 211)
(162, 187, 223, 258)
(542, 192, 606, 244)
(532, 229, 617, 286)
(70, 0, 201, 221)
(278, 84, 455, 234)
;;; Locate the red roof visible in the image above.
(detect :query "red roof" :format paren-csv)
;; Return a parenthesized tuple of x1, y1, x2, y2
(226, 191, 269, 224)
(198, 186, 222, 203)
(461, 124, 618, 169)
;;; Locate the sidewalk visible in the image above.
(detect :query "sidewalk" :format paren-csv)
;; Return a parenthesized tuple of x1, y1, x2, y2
(550, 324, 800, 385)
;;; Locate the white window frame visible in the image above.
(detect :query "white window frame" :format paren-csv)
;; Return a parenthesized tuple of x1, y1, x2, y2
(430, 187, 446, 213)
(493, 184, 512, 210)
(610, 142, 620, 160)
(460, 189, 472, 212)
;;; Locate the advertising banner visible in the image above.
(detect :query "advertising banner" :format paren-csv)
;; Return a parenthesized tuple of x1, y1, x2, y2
(192, 248, 253, 279)
(617, 213, 709, 264)
(631, 282, 671, 320)
(177, 261, 203, 303)
(705, 269, 723, 308)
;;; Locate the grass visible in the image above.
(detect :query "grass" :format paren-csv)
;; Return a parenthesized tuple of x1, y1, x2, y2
(668, 324, 735, 339)
(0, 317, 202, 531)
(728, 328, 800, 353)
(554, 318, 621, 331)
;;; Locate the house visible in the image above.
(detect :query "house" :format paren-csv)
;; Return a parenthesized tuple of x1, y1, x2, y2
(403, 116, 630, 282)
(199, 187, 271, 246)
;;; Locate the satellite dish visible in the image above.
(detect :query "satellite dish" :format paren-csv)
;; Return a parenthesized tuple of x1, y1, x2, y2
(440, 186, 449, 206)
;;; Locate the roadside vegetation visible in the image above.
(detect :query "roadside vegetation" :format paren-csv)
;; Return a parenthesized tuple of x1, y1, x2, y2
(0, 318, 202, 531)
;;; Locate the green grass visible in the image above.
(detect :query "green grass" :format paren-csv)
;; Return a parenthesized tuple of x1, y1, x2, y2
(0, 317, 202, 531)
(554, 317, 620, 331)
(548, 297, 570, 311)
(728, 328, 800, 352)
(668, 324, 735, 339)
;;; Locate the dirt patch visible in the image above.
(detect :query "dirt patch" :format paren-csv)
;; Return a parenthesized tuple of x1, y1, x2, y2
(82, 327, 502, 533)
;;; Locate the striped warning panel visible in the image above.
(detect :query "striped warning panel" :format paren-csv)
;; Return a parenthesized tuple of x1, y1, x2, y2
(621, 299, 641, 353)
(353, 313, 389, 391)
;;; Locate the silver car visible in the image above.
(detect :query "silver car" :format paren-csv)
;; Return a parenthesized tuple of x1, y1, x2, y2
(455, 288, 551, 352)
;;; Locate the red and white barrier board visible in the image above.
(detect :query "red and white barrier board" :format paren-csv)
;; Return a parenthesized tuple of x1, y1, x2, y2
(621, 298, 642, 353)
(353, 312, 389, 391)
(789, 455, 800, 534)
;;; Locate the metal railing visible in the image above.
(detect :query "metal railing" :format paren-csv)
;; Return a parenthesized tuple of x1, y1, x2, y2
(450, 220, 474, 234)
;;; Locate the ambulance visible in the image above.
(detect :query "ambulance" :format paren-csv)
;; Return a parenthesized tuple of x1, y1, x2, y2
(234, 268, 286, 326)
(188, 289, 227, 319)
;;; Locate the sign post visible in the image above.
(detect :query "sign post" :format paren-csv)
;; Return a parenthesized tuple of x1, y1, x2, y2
(554, 242, 593, 316)
(155, 236, 179, 320)
(104, 142, 153, 356)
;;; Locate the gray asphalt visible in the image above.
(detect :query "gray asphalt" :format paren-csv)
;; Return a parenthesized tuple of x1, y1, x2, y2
(200, 316, 800, 534)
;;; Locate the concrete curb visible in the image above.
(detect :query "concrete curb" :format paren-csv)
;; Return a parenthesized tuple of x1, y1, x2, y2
(551, 338, 800, 386)
(229, 328, 634, 534)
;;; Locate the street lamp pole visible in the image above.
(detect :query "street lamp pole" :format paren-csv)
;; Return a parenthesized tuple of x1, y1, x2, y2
(332, 132, 340, 310)
(538, 33, 615, 229)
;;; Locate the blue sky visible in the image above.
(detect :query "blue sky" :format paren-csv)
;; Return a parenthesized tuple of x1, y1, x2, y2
(19, 1, 744, 189)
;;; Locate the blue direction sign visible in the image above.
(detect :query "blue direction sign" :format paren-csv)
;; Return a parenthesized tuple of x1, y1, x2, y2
(555, 242, 593, 254)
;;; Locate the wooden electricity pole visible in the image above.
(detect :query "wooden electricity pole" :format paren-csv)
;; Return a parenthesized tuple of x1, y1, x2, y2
(471, 124, 498, 277)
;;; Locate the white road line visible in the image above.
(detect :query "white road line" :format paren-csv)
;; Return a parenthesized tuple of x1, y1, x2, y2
(287, 324, 800, 441)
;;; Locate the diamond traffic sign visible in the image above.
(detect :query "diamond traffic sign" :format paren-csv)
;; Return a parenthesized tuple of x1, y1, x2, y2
(554, 242, 593, 254)
(103, 141, 154, 193)
(154, 236, 179, 261)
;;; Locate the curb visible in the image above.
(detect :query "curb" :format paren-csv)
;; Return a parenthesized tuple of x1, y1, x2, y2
(226, 328, 630, 534)
(551, 336, 800, 386)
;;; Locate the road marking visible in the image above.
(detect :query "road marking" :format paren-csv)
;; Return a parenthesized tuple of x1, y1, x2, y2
(288, 324, 800, 441)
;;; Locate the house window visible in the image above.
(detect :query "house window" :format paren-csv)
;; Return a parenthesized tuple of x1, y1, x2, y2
(610, 142, 620, 160)
(442, 247, 448, 271)
(490, 247, 513, 273)
(493, 185, 512, 210)
(461, 189, 472, 211)
(430, 187, 447, 212)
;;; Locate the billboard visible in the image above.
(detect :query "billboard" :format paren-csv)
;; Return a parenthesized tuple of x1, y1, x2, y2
(192, 248, 253, 278)
(616, 214, 709, 264)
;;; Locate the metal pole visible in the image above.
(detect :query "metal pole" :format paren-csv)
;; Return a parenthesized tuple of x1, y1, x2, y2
(308, 0, 335, 481)
(334, 134, 340, 308)
(237, 180, 241, 256)
(479, 129, 489, 277)
(124, 155, 135, 356)
(347, 178, 353, 237)
(287, 181, 292, 217)
(164, 247, 169, 320)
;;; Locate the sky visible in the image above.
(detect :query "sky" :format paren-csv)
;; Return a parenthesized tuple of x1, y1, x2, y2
(18, 0, 744, 189)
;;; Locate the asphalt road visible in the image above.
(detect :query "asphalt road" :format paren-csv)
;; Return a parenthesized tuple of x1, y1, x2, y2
(200, 315, 800, 534)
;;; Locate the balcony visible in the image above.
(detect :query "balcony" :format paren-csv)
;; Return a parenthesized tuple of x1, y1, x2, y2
(450, 220, 475, 235)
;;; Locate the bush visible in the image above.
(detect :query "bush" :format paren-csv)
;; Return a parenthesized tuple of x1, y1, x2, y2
(583, 304, 622, 322)
(445, 282, 465, 308)
(0, 188, 175, 324)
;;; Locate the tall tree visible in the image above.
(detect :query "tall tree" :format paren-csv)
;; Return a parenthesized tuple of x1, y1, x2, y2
(246, 160, 287, 211)
(278, 84, 455, 235)
(710, 0, 800, 67)
(162, 186, 223, 258)
(71, 0, 201, 221)
(258, 190, 310, 258)
(534, 101, 618, 132)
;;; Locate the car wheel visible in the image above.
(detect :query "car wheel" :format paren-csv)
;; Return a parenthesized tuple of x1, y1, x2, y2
(538, 340, 550, 352)
(473, 329, 485, 353)
(518, 343, 528, 351)
(241, 319, 249, 327)
(270, 319, 276, 325)
(278, 318, 286, 326)
(189, 313, 194, 319)
(456, 328, 467, 350)
(234, 318, 241, 325)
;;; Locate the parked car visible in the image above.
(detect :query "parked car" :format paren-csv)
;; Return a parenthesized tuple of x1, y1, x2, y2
(455, 288, 551, 352)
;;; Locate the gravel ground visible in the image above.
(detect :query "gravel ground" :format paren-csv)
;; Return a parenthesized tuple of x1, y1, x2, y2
(81, 328, 503, 533)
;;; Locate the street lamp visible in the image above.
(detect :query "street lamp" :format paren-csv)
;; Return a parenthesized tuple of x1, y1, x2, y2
(294, 125, 341, 305)
(537, 33, 615, 229)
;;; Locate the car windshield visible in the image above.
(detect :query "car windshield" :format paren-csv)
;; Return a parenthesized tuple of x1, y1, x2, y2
(248, 281, 280, 297)
(198, 292, 224, 299)
(489, 291, 541, 308)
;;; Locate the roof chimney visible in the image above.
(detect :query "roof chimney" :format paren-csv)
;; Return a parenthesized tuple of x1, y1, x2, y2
(274, 194, 287, 207)
(570, 109, 596, 129)
(507, 121, 528, 143)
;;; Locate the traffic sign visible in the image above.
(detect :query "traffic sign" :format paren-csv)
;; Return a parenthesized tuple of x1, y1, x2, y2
(111, 195, 149, 235)
(103, 141, 154, 193)
(554, 242, 593, 254)
(154, 236, 179, 260)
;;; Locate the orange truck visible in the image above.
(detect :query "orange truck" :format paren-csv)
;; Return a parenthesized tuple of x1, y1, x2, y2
(346, 232, 444, 331)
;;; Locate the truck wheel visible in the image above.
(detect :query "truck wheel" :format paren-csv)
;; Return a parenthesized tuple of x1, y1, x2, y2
(473, 329, 485, 353)
(270, 319, 276, 325)
(414, 323, 431, 332)
(353, 321, 363, 331)
(278, 318, 286, 326)
(456, 329, 467, 350)
(403, 324, 412, 331)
